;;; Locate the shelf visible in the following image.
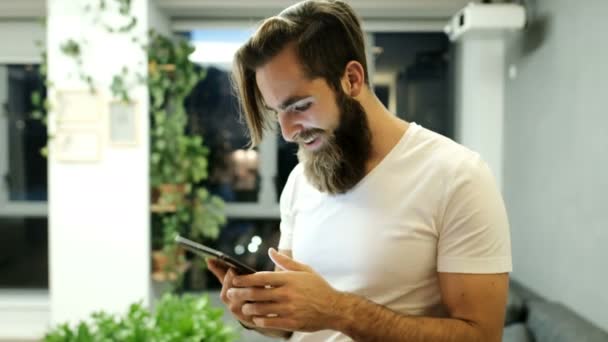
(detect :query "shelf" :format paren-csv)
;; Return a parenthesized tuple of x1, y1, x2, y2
(150, 203, 177, 213)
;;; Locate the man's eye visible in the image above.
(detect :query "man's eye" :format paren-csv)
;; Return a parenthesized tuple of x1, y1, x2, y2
(294, 103, 312, 112)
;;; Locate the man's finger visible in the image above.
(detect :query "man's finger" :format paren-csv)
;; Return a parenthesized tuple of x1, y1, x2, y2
(228, 286, 284, 302)
(220, 269, 236, 303)
(233, 271, 288, 288)
(269, 248, 311, 272)
(252, 316, 297, 331)
(242, 302, 291, 316)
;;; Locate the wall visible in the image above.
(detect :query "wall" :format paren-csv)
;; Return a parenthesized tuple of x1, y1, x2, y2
(0, 21, 44, 64)
(504, 0, 608, 331)
(48, 0, 151, 326)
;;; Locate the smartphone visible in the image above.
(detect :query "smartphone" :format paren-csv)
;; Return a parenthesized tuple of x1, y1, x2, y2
(174, 235, 257, 275)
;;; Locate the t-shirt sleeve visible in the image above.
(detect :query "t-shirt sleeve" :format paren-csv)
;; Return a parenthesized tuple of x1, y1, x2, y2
(277, 165, 299, 251)
(437, 155, 512, 273)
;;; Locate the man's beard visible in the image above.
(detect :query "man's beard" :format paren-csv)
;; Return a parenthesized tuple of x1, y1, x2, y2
(296, 90, 372, 195)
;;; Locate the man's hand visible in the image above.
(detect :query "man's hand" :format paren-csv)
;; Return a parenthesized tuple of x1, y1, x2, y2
(230, 248, 343, 332)
(206, 259, 257, 328)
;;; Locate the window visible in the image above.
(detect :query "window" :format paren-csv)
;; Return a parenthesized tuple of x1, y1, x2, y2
(184, 29, 298, 209)
(0, 65, 47, 201)
(0, 65, 48, 289)
(0, 217, 48, 289)
(372, 32, 453, 139)
(185, 65, 299, 206)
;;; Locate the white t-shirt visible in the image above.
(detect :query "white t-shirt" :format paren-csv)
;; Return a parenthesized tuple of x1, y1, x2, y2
(278, 123, 512, 342)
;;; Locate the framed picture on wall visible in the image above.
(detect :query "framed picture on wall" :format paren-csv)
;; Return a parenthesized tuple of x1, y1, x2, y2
(108, 100, 138, 146)
(54, 128, 101, 163)
(52, 89, 102, 123)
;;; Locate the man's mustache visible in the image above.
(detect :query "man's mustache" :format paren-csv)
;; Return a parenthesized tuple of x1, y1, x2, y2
(293, 128, 326, 144)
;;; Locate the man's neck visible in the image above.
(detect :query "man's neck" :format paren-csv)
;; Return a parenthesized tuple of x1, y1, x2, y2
(359, 89, 409, 174)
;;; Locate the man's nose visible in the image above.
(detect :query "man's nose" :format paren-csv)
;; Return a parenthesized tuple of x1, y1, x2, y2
(278, 113, 303, 142)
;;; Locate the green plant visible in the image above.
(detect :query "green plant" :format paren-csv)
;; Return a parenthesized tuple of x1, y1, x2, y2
(31, 1, 227, 285)
(44, 293, 237, 342)
(148, 31, 226, 282)
(148, 32, 208, 187)
(31, 34, 52, 156)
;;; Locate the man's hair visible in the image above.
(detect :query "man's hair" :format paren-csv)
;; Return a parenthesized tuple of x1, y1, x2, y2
(232, 0, 369, 146)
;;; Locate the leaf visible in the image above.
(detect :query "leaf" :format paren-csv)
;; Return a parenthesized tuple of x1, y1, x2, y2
(31, 91, 41, 106)
(76, 322, 93, 341)
(40, 146, 49, 157)
(118, 17, 137, 33)
(60, 39, 81, 57)
(151, 153, 160, 164)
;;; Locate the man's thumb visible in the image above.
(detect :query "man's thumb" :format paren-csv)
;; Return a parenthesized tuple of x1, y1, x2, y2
(268, 248, 309, 272)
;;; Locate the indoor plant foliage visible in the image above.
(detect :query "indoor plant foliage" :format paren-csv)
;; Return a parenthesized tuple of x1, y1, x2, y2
(32, 2, 227, 281)
(148, 31, 226, 279)
(44, 293, 236, 342)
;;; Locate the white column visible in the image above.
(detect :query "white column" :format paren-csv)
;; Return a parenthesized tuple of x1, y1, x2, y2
(47, 0, 151, 325)
(454, 37, 506, 190)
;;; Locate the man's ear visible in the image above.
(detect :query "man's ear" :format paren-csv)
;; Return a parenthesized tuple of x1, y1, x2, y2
(341, 60, 365, 97)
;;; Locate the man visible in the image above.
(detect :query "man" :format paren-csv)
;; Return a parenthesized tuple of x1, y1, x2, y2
(207, 1, 512, 341)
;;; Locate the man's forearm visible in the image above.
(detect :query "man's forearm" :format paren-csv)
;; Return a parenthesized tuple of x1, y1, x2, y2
(332, 293, 486, 342)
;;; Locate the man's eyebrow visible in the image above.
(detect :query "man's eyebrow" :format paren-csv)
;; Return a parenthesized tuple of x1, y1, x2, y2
(264, 95, 312, 112)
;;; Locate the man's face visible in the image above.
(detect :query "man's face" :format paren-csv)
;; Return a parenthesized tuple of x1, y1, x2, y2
(256, 45, 371, 194)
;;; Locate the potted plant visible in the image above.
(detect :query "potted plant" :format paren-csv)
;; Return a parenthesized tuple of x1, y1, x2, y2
(148, 31, 226, 284)
(44, 293, 237, 341)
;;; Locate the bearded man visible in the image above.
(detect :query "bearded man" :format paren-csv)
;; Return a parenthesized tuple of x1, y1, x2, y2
(208, 1, 512, 341)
